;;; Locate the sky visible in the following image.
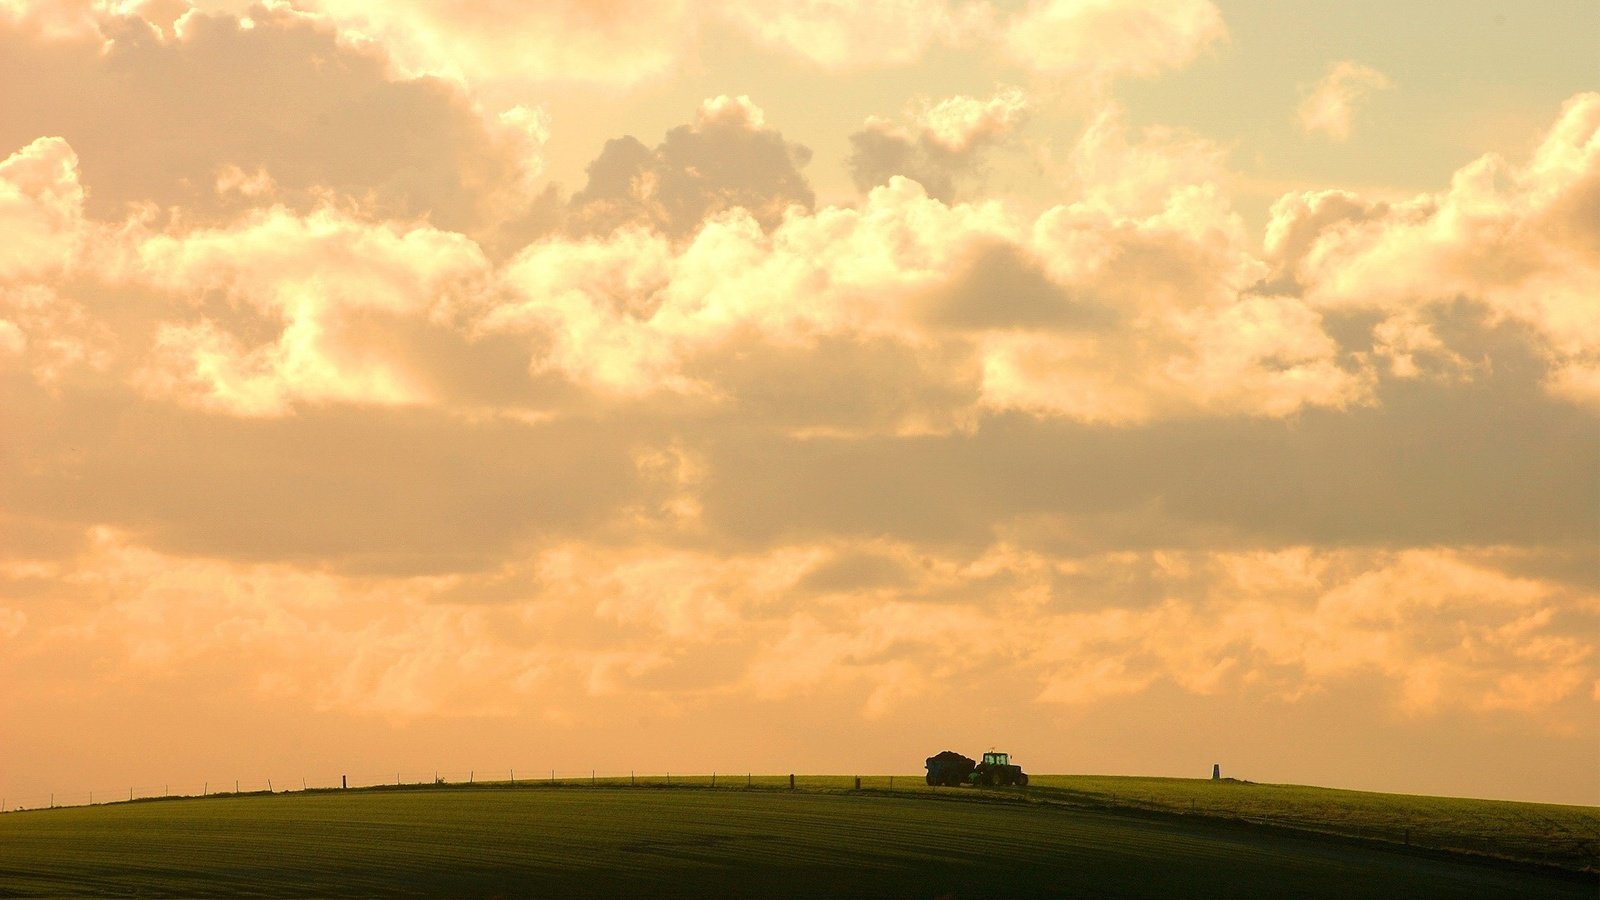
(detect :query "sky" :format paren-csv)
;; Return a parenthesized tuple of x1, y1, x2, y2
(0, 0, 1596, 808)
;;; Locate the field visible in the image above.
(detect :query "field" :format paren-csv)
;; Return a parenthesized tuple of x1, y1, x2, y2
(0, 778, 1593, 898)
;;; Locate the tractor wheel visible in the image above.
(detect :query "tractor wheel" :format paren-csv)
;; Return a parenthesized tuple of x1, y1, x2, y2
(981, 771, 996, 787)
(1018, 773, 1029, 787)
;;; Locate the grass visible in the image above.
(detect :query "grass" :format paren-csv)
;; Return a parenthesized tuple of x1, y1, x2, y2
(0, 780, 1594, 898)
(1020, 774, 1600, 872)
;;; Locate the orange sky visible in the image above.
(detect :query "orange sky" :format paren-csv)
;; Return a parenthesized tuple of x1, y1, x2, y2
(1, 0, 1596, 808)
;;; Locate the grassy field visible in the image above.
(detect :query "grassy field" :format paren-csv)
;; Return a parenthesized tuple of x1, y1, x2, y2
(0, 781, 1593, 898)
(1021, 775, 1600, 872)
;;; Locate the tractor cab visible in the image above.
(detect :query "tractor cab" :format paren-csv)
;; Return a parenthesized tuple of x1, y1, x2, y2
(982, 752, 1010, 767)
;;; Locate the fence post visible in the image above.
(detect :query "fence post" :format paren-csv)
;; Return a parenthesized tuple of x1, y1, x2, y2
(631, 770, 635, 787)
(551, 770, 555, 785)
(889, 776, 893, 792)
(748, 773, 752, 788)
(236, 780, 240, 793)
(592, 770, 596, 786)
(341, 775, 346, 790)
(469, 771, 473, 784)
(712, 772, 716, 788)
(789, 774, 795, 790)
(511, 769, 515, 785)
(855, 776, 860, 790)
(268, 779, 272, 793)
(130, 787, 133, 801)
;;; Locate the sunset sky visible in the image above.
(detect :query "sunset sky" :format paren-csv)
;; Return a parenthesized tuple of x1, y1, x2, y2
(1, 0, 1596, 808)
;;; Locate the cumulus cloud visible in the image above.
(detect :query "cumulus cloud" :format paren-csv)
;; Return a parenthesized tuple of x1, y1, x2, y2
(0, 4, 546, 231)
(127, 207, 492, 416)
(849, 87, 1029, 201)
(568, 96, 814, 239)
(1298, 60, 1392, 140)
(0, 136, 83, 281)
(1277, 92, 1600, 408)
(1004, 0, 1225, 85)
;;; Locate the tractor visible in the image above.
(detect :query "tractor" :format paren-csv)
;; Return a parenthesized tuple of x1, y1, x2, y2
(971, 751, 1028, 787)
(924, 750, 1028, 787)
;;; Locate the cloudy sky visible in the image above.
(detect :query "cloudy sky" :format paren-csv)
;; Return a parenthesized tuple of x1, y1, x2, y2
(1, 0, 1596, 807)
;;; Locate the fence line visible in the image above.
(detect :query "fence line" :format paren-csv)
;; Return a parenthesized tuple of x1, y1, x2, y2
(0, 770, 915, 815)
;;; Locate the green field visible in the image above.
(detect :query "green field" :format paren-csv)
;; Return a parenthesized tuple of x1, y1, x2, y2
(1, 779, 1593, 897)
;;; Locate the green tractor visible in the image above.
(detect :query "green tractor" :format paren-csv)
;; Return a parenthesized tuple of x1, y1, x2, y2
(970, 751, 1028, 787)
(924, 750, 1029, 787)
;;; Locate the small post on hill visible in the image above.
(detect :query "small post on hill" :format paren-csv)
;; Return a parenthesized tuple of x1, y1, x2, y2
(469, 771, 474, 784)
(855, 776, 861, 790)
(591, 770, 596, 786)
(1212, 764, 1220, 781)
(90, 791, 93, 805)
(631, 770, 635, 787)
(712, 772, 716, 788)
(268, 779, 273, 793)
(341, 775, 347, 790)
(789, 774, 795, 790)
(550, 769, 555, 785)
(511, 769, 515, 785)
(129, 787, 133, 801)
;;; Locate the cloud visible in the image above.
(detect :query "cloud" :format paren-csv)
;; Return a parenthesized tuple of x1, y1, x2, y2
(0, 136, 83, 281)
(568, 96, 815, 239)
(1279, 92, 1600, 408)
(718, 0, 986, 70)
(0, 0, 104, 40)
(7, 528, 1591, 729)
(1004, 0, 1225, 85)
(848, 87, 1029, 202)
(1298, 60, 1392, 141)
(0, 5, 546, 231)
(128, 206, 492, 416)
(493, 100, 1363, 426)
(305, 0, 697, 89)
